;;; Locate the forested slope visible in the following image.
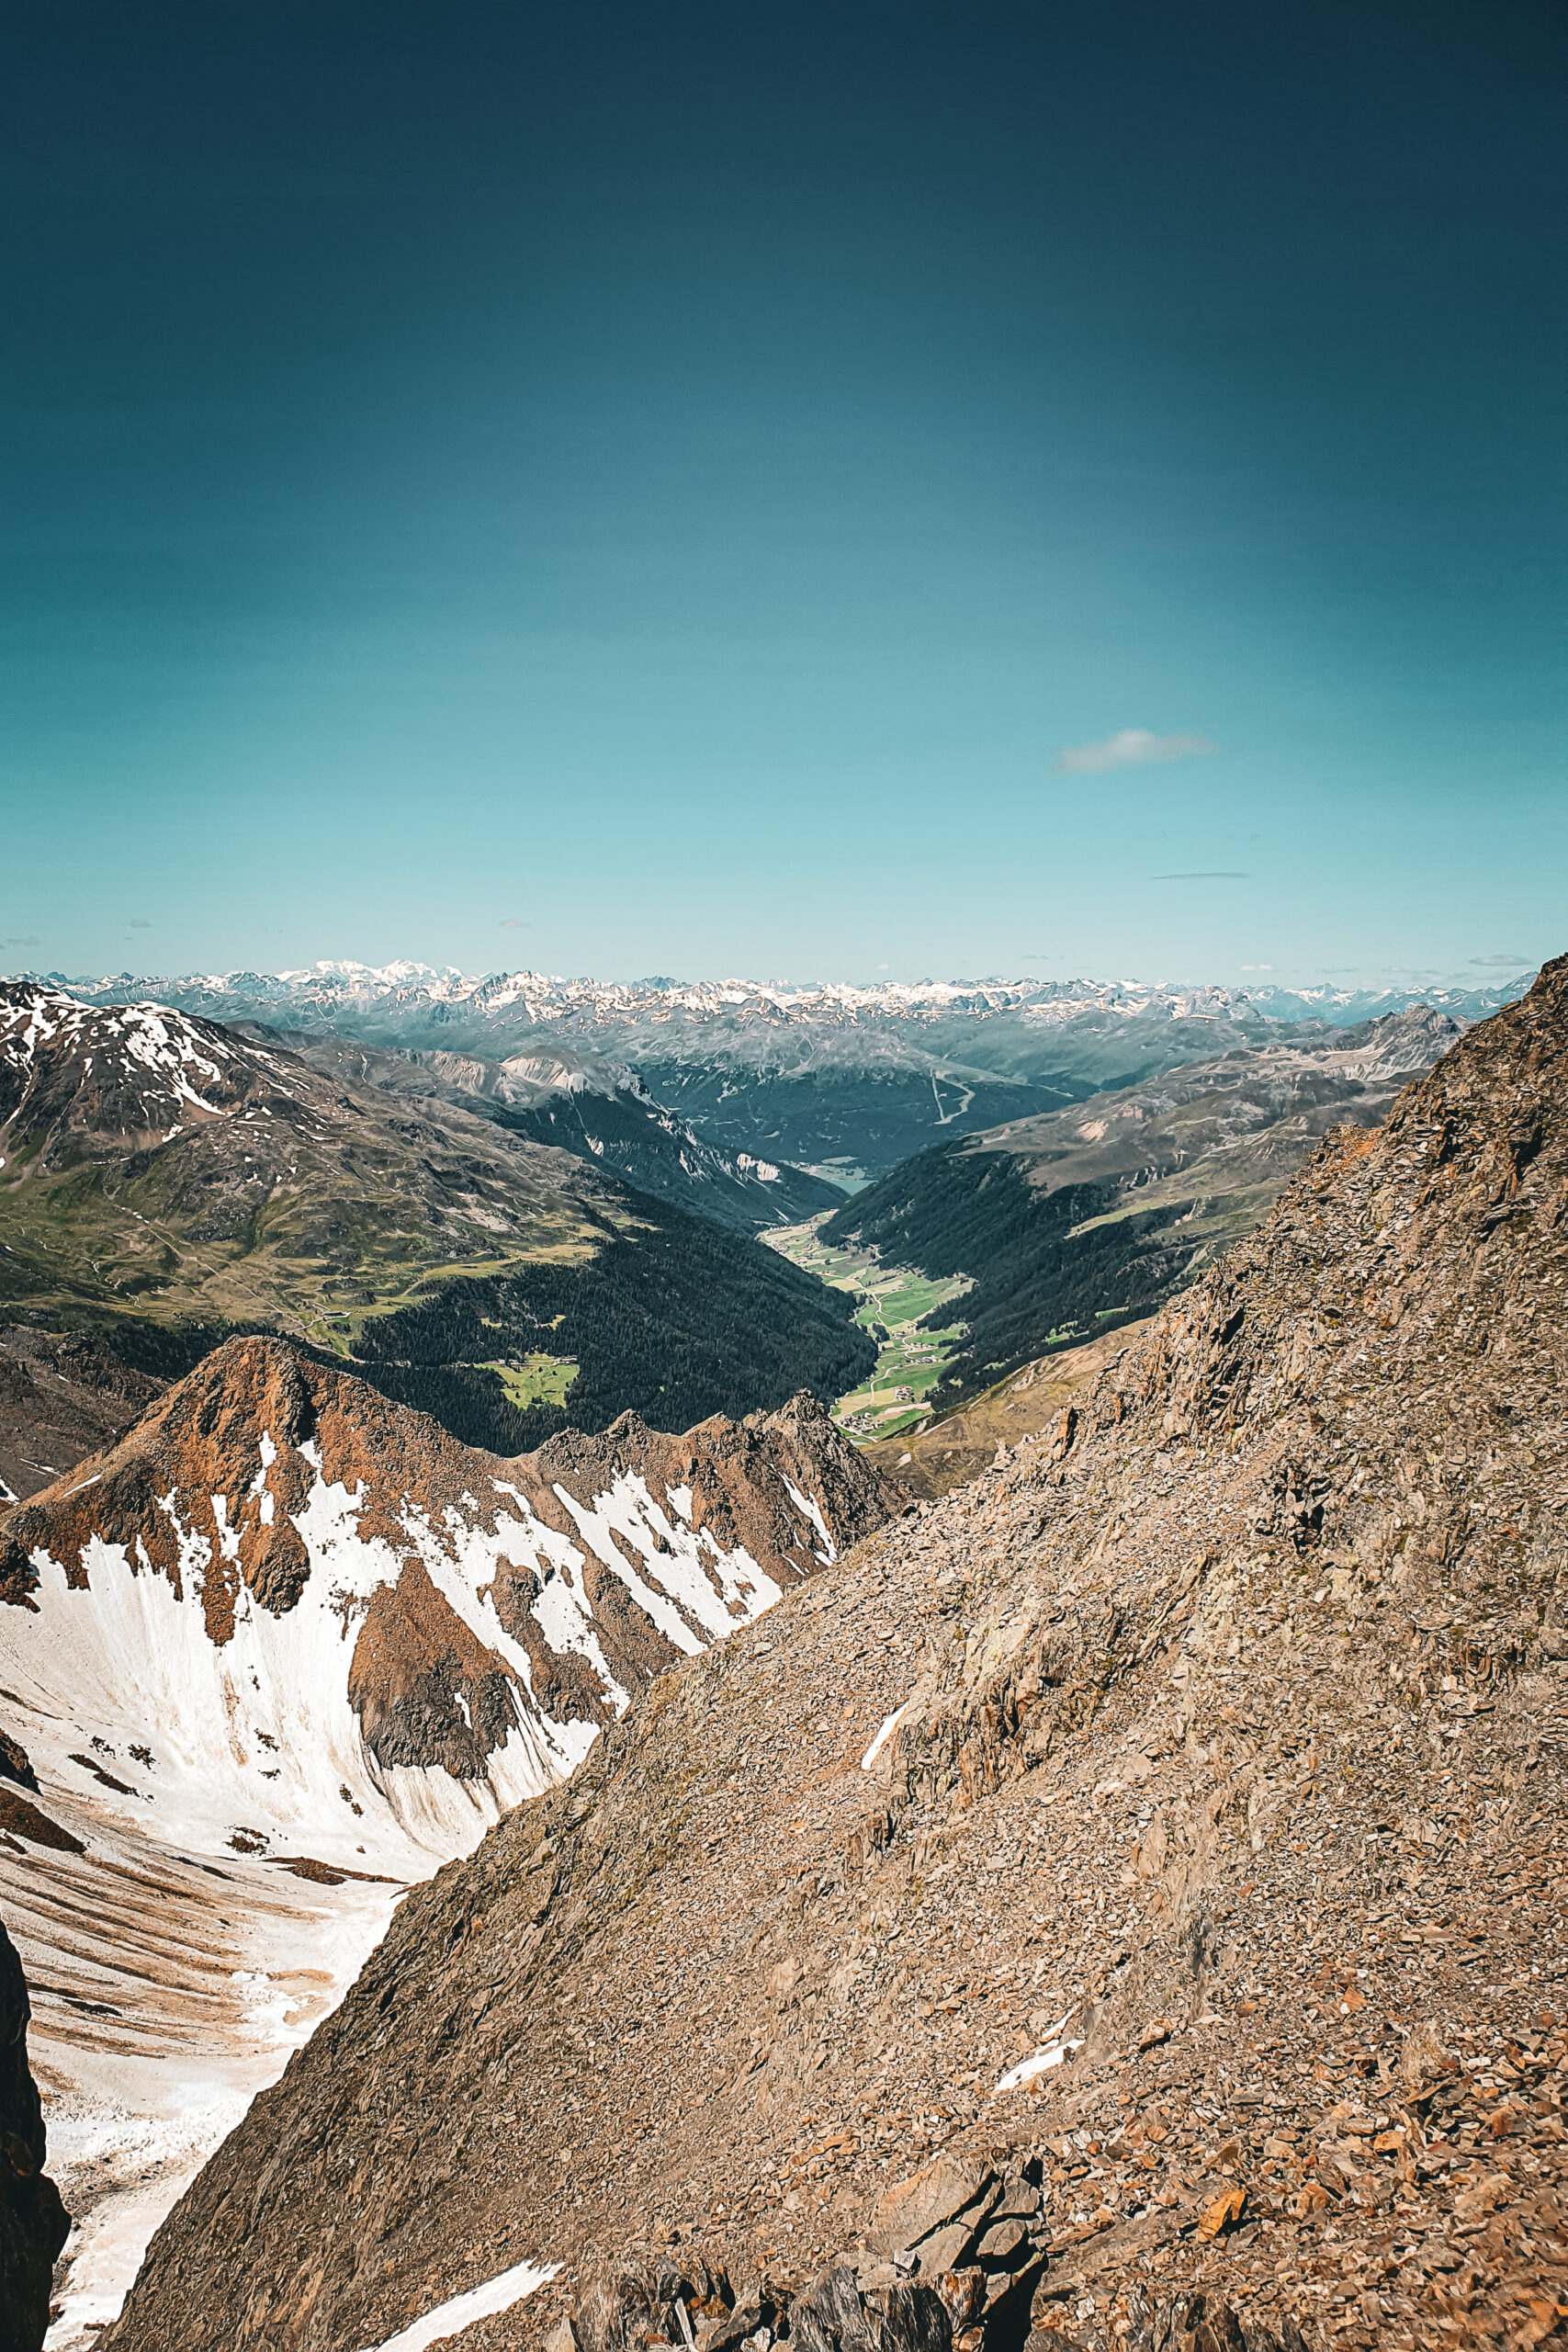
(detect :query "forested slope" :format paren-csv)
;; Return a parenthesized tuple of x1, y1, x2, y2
(822, 1009, 1458, 1406)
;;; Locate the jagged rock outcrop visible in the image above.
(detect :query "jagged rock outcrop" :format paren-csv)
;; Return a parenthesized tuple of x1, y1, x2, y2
(560, 2228, 1309, 2352)
(103, 959, 1568, 2352)
(0, 1918, 69, 2352)
(0, 1337, 890, 1862)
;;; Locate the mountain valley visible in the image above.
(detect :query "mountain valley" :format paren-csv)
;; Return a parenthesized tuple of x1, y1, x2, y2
(85, 953, 1568, 2352)
(0, 986, 874, 1462)
(0, 956, 1561, 2352)
(821, 1009, 1463, 1411)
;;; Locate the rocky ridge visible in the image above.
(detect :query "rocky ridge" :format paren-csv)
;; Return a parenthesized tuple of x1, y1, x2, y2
(103, 957, 1568, 2352)
(0, 1337, 889, 1855)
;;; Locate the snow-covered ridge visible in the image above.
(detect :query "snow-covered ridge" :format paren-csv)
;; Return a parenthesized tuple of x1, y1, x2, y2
(26, 962, 1538, 1033)
(0, 1342, 888, 2345)
(3, 1434, 795, 1871)
(0, 981, 304, 1136)
(0, 1340, 877, 1870)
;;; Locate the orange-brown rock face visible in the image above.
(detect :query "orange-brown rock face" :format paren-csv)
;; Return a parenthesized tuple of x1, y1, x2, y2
(0, 1338, 892, 1867)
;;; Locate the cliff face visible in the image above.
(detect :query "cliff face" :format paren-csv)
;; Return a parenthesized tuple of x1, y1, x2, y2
(0, 1918, 68, 2352)
(105, 962, 1568, 2352)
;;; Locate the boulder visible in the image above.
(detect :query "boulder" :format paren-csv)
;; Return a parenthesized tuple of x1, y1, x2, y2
(867, 2159, 995, 2257)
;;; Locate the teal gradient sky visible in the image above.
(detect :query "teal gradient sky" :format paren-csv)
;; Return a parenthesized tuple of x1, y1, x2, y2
(2, 1, 1562, 988)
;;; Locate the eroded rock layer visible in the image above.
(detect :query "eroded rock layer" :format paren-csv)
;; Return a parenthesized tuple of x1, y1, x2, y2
(105, 960, 1568, 2352)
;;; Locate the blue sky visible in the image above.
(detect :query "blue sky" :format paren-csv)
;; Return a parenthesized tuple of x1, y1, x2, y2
(2, 1, 1562, 988)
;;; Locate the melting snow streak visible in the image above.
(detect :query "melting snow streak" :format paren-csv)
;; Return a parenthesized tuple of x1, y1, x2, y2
(861, 1703, 908, 1771)
(358, 2258, 560, 2352)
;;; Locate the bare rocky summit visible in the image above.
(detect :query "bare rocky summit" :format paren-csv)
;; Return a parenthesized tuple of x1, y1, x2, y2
(105, 958, 1568, 2352)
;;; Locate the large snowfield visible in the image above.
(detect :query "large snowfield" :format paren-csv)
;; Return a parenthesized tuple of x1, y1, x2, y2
(2, 1428, 816, 2341)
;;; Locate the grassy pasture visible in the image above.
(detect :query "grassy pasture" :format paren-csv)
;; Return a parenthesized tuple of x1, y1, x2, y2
(761, 1213, 971, 1442)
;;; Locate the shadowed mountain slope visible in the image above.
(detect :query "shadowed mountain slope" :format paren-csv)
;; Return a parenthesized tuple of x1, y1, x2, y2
(0, 1327, 166, 1506)
(268, 1033, 845, 1234)
(101, 960, 1568, 2350)
(821, 1008, 1462, 1406)
(0, 1917, 68, 2352)
(0, 987, 874, 1454)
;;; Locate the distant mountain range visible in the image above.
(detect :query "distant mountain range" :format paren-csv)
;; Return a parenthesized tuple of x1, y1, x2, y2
(28, 961, 1535, 1184)
(41, 958, 1532, 1029)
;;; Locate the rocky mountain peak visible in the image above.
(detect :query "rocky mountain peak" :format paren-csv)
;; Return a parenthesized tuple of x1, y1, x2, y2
(0, 1335, 892, 1863)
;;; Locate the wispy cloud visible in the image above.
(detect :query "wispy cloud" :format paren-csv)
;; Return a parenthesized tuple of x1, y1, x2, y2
(128, 917, 152, 930)
(4, 934, 39, 948)
(1240, 962, 1273, 971)
(1152, 869, 1249, 882)
(1470, 953, 1525, 967)
(1055, 728, 1220, 775)
(498, 918, 527, 930)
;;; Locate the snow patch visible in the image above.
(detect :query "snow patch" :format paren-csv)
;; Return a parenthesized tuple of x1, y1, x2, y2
(357, 2258, 561, 2352)
(861, 1704, 908, 1771)
(993, 2009, 1083, 2094)
(782, 1476, 835, 1566)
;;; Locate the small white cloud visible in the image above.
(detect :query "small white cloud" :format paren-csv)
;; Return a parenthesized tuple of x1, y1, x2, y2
(1055, 729, 1220, 775)
(498, 918, 526, 930)
(1470, 953, 1525, 967)
(876, 962, 888, 970)
(1240, 963, 1273, 971)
